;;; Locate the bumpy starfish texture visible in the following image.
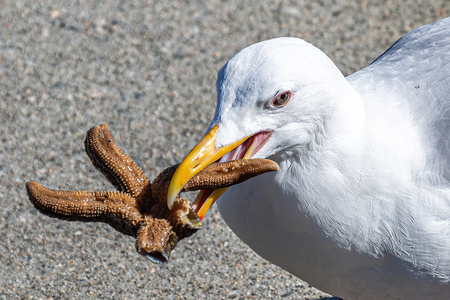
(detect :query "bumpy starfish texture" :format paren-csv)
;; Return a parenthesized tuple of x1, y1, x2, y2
(26, 124, 279, 264)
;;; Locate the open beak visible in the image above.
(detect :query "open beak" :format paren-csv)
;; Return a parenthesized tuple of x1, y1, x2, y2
(167, 124, 272, 220)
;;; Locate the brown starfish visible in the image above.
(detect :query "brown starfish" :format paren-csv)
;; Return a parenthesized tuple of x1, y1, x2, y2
(26, 124, 279, 264)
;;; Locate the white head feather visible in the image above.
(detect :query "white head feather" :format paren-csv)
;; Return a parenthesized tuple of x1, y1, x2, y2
(211, 37, 365, 161)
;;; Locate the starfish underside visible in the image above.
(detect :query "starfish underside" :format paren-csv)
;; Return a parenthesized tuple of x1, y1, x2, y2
(26, 124, 278, 264)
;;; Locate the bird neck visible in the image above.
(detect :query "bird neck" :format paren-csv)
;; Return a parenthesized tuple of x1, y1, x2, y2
(272, 83, 393, 249)
(271, 82, 426, 256)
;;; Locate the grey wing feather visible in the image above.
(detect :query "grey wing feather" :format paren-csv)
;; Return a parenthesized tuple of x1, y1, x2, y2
(347, 16, 450, 178)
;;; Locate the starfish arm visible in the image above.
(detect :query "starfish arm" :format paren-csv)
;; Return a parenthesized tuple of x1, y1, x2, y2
(135, 216, 178, 264)
(149, 159, 279, 206)
(84, 124, 150, 199)
(183, 158, 279, 191)
(26, 181, 143, 236)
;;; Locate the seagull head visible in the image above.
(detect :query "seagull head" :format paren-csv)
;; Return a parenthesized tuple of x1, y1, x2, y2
(167, 37, 360, 219)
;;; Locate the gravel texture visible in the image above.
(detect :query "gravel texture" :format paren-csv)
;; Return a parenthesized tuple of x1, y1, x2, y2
(1, 1, 449, 299)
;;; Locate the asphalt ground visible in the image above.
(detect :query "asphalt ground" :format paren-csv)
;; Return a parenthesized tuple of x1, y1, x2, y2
(1, 1, 449, 299)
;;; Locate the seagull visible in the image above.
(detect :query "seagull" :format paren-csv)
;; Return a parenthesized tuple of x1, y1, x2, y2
(167, 17, 450, 300)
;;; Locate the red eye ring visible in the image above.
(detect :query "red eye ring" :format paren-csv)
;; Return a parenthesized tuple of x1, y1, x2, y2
(270, 91, 292, 107)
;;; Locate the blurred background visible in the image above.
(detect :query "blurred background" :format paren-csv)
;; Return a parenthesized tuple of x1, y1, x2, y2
(1, 0, 449, 299)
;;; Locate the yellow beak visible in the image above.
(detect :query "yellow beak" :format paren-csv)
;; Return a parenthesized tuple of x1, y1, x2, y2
(167, 125, 250, 217)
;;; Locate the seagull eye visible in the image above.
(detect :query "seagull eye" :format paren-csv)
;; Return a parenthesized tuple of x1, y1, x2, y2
(270, 91, 292, 107)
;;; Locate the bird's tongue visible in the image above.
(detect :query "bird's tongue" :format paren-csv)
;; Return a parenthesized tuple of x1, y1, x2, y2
(193, 130, 272, 214)
(220, 130, 272, 162)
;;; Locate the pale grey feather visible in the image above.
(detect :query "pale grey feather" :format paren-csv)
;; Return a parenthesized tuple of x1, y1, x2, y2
(348, 17, 450, 179)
